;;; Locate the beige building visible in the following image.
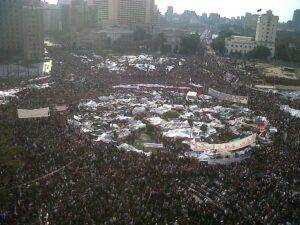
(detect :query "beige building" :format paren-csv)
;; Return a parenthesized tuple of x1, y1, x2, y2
(225, 36, 256, 55)
(255, 10, 278, 57)
(88, 0, 159, 32)
(225, 10, 278, 57)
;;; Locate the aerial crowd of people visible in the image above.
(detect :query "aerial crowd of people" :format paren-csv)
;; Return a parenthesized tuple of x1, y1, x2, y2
(0, 45, 299, 225)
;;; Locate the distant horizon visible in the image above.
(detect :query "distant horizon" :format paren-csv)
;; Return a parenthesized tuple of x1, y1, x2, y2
(44, 0, 299, 22)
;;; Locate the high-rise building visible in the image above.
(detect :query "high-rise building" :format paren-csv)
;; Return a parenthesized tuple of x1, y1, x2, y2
(0, 0, 23, 55)
(88, 0, 159, 32)
(255, 10, 278, 57)
(208, 13, 220, 25)
(58, 0, 92, 34)
(23, 1, 44, 61)
(244, 13, 259, 30)
(0, 0, 44, 61)
(292, 9, 300, 30)
(70, 0, 89, 32)
(42, 3, 62, 33)
(165, 6, 174, 22)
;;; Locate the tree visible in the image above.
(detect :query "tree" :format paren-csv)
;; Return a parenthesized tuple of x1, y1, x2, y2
(179, 33, 200, 54)
(133, 27, 151, 41)
(152, 33, 170, 53)
(275, 44, 290, 61)
(211, 31, 235, 54)
(211, 37, 226, 54)
(247, 46, 271, 59)
(275, 30, 300, 62)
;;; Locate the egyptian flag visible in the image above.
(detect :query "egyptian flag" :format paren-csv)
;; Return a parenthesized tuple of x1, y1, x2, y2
(257, 9, 262, 12)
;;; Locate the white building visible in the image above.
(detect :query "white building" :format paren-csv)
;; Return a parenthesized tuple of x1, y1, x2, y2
(225, 10, 278, 57)
(225, 36, 256, 55)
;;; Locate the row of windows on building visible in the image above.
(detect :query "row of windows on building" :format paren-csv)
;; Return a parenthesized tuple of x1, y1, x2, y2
(227, 44, 254, 49)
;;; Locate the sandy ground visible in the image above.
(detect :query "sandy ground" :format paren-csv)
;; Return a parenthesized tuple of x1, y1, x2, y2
(255, 62, 300, 80)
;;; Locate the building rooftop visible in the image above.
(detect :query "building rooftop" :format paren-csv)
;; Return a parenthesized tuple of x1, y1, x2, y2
(226, 36, 255, 43)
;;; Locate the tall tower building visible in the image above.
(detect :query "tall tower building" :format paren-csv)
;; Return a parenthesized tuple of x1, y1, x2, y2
(244, 13, 259, 30)
(255, 10, 278, 57)
(293, 9, 300, 30)
(165, 6, 174, 21)
(88, 0, 159, 32)
(23, 0, 44, 61)
(0, 0, 23, 55)
(0, 0, 44, 62)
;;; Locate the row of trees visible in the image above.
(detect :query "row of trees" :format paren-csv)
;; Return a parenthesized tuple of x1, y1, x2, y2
(133, 28, 201, 54)
(275, 31, 300, 62)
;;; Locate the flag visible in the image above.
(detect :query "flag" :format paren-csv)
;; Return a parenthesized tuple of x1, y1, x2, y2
(257, 9, 262, 12)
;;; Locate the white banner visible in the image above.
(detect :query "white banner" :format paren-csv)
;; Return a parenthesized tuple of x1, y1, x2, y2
(208, 88, 248, 104)
(187, 134, 256, 153)
(55, 105, 68, 112)
(18, 107, 50, 119)
(280, 105, 300, 118)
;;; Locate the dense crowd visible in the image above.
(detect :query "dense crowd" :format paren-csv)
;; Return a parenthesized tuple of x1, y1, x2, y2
(0, 46, 299, 225)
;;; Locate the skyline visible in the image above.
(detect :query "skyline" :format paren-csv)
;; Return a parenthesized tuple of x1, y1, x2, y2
(44, 0, 299, 22)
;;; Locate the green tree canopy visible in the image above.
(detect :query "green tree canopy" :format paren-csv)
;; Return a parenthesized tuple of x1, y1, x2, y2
(247, 46, 271, 59)
(179, 33, 200, 54)
(211, 31, 235, 54)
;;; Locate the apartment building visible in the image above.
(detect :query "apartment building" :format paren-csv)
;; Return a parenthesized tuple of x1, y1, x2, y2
(0, 0, 44, 62)
(88, 0, 159, 32)
(244, 13, 259, 30)
(255, 10, 278, 57)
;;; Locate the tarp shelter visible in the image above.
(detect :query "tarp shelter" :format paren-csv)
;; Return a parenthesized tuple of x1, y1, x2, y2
(280, 105, 300, 118)
(18, 107, 50, 119)
(186, 91, 198, 102)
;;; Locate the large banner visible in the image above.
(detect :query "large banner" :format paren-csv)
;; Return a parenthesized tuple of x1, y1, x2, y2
(55, 105, 68, 112)
(280, 105, 300, 118)
(18, 107, 50, 119)
(208, 88, 248, 104)
(187, 134, 256, 153)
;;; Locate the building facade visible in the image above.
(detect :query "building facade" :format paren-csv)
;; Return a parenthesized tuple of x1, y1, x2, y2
(244, 13, 259, 30)
(88, 0, 159, 32)
(292, 9, 300, 30)
(42, 3, 61, 33)
(0, 0, 44, 62)
(225, 36, 256, 55)
(255, 10, 278, 57)
(23, 2, 44, 61)
(0, 0, 24, 55)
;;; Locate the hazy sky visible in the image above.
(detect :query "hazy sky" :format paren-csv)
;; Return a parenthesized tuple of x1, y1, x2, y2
(45, 0, 299, 22)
